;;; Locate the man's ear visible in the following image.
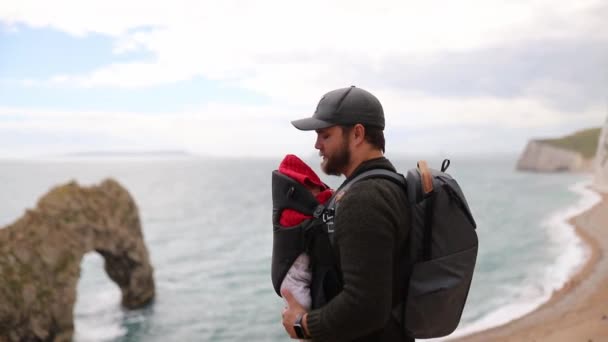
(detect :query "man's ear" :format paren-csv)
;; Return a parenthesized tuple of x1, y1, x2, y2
(352, 124, 366, 145)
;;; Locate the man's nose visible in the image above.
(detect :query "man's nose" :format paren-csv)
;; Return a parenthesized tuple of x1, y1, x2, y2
(314, 136, 321, 150)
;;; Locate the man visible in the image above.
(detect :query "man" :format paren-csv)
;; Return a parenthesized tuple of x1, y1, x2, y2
(282, 86, 412, 341)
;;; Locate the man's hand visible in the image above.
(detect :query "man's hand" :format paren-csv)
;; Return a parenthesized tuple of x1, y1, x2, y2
(281, 288, 307, 339)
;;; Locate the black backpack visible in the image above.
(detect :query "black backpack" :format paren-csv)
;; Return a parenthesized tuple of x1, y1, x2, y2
(321, 159, 478, 339)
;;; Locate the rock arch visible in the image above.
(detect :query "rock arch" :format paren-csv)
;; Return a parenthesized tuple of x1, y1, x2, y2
(0, 179, 155, 341)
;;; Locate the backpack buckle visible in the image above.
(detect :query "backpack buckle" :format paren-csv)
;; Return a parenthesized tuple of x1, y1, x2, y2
(326, 221, 335, 233)
(322, 208, 335, 224)
(313, 204, 326, 219)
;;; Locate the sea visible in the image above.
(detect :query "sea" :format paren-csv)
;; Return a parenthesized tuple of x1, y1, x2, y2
(0, 155, 600, 341)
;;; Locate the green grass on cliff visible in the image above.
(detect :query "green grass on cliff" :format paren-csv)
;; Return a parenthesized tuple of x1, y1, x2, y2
(538, 127, 601, 158)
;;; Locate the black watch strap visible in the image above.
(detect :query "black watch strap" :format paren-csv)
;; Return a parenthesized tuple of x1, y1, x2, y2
(294, 313, 308, 339)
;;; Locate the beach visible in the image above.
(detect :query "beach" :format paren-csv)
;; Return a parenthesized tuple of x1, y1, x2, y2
(455, 192, 608, 342)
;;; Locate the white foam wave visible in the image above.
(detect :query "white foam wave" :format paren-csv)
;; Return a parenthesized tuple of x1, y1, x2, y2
(74, 322, 125, 342)
(436, 179, 601, 341)
(73, 286, 124, 342)
(74, 254, 125, 342)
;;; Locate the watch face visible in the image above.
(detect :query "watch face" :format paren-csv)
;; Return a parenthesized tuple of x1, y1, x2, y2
(294, 324, 305, 339)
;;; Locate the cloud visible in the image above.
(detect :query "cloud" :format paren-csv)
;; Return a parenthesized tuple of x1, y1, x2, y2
(369, 37, 608, 112)
(1, 0, 606, 157)
(0, 103, 312, 158)
(3, 0, 605, 98)
(1, 89, 603, 158)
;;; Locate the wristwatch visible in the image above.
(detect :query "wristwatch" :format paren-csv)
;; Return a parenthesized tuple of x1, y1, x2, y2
(294, 313, 309, 339)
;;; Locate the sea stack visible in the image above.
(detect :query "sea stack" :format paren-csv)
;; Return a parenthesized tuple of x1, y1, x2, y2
(594, 116, 608, 192)
(0, 179, 155, 341)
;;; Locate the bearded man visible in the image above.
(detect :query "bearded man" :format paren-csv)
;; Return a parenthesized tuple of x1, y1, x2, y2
(281, 86, 413, 342)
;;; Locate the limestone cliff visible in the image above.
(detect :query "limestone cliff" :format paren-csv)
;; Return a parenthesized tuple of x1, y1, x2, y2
(0, 179, 155, 342)
(517, 128, 600, 172)
(516, 140, 593, 172)
(594, 116, 608, 192)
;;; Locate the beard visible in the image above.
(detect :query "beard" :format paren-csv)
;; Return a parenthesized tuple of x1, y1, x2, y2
(321, 137, 351, 176)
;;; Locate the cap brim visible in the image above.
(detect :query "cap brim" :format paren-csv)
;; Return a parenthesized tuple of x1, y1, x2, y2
(291, 117, 335, 131)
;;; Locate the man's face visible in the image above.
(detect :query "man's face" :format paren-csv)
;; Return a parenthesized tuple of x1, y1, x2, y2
(314, 126, 351, 176)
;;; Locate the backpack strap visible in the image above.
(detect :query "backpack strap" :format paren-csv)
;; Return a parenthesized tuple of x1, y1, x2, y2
(316, 169, 407, 245)
(417, 161, 434, 195)
(415, 161, 435, 261)
(316, 168, 415, 330)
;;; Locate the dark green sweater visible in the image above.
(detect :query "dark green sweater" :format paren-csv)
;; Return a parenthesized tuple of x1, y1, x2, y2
(307, 157, 412, 342)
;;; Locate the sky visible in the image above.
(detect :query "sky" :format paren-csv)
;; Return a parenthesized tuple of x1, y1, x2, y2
(0, 0, 607, 159)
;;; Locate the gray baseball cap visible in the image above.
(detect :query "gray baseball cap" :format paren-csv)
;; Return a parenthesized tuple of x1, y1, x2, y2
(291, 86, 385, 131)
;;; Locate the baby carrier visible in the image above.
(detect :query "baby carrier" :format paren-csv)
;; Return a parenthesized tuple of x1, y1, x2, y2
(271, 170, 342, 309)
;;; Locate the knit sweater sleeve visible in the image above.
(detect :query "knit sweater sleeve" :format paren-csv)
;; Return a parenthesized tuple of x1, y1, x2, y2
(306, 180, 399, 341)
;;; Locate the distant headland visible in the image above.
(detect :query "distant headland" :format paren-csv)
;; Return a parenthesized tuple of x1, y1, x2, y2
(516, 127, 601, 172)
(63, 150, 195, 158)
